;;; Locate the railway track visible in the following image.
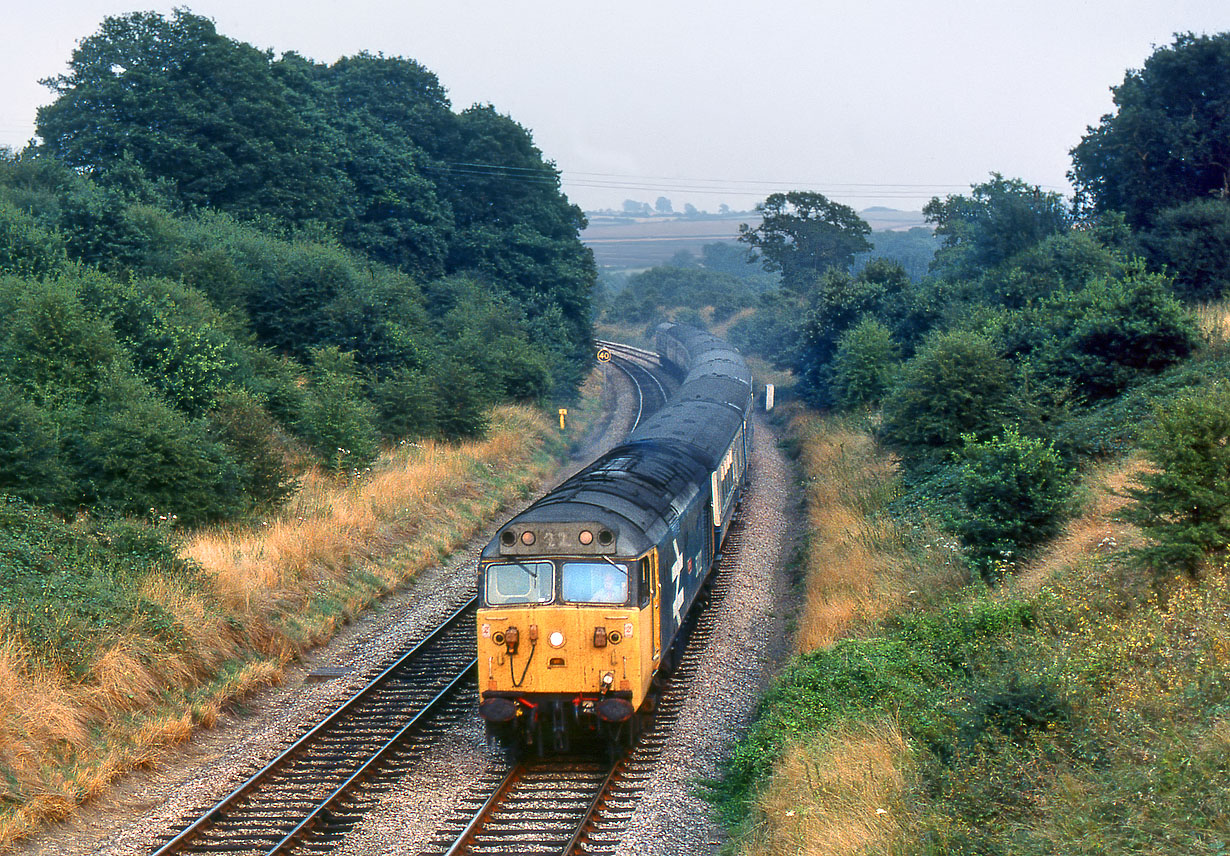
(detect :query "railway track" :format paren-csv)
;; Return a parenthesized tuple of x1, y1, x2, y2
(147, 340, 680, 856)
(425, 515, 747, 856)
(150, 599, 480, 856)
(596, 340, 671, 431)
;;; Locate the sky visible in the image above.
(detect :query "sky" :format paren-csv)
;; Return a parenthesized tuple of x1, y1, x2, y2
(3, 1, 1229, 214)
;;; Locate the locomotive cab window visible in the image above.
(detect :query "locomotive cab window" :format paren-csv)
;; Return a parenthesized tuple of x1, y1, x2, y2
(561, 561, 629, 604)
(637, 559, 651, 607)
(485, 561, 554, 605)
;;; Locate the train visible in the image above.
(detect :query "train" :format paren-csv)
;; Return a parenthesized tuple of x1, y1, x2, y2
(475, 323, 754, 752)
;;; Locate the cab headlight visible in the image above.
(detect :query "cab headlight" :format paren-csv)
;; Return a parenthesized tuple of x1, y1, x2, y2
(548, 630, 565, 648)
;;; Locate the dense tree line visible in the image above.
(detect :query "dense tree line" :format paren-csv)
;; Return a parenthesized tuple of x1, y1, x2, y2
(0, 10, 595, 525)
(595, 242, 777, 326)
(732, 32, 1230, 577)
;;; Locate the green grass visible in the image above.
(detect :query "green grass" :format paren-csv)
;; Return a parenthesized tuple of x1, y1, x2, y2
(717, 410, 1230, 855)
(0, 498, 198, 677)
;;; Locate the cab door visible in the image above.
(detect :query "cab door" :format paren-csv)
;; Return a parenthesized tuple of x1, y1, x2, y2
(650, 550, 661, 660)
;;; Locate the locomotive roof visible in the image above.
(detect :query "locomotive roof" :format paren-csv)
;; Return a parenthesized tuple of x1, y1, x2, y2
(480, 440, 709, 559)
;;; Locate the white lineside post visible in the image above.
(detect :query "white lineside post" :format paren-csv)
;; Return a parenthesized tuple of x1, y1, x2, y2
(765, 383, 775, 412)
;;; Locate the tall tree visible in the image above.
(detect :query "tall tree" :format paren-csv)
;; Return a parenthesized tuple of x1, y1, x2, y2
(37, 10, 347, 227)
(923, 174, 1071, 280)
(1069, 32, 1230, 227)
(738, 191, 871, 290)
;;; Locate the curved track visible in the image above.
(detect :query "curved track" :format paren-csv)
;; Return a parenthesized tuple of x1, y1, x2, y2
(595, 340, 671, 431)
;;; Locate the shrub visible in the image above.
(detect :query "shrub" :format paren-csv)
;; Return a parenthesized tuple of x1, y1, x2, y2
(1120, 385, 1230, 576)
(0, 382, 71, 508)
(207, 388, 298, 509)
(431, 357, 491, 441)
(372, 367, 438, 440)
(0, 201, 67, 277)
(0, 496, 192, 677)
(956, 429, 1074, 574)
(82, 378, 245, 523)
(830, 316, 899, 410)
(881, 329, 1013, 458)
(1055, 267, 1198, 402)
(1140, 197, 1230, 302)
(297, 346, 379, 472)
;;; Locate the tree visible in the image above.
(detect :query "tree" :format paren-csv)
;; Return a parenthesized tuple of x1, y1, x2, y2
(923, 174, 1071, 280)
(37, 10, 347, 226)
(655, 196, 673, 215)
(881, 330, 1014, 457)
(738, 191, 871, 289)
(1139, 198, 1230, 302)
(830, 317, 899, 410)
(956, 429, 1073, 575)
(1120, 385, 1230, 576)
(1070, 32, 1230, 227)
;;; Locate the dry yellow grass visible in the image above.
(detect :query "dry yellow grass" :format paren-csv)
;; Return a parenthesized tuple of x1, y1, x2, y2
(1015, 454, 1146, 594)
(1195, 299, 1230, 346)
(743, 719, 911, 856)
(791, 410, 964, 652)
(742, 410, 960, 855)
(0, 403, 565, 849)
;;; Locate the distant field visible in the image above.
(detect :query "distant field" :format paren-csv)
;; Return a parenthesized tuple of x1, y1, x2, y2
(582, 208, 927, 270)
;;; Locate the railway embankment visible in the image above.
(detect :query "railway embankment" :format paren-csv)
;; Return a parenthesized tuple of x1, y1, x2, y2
(716, 406, 1230, 855)
(0, 387, 605, 850)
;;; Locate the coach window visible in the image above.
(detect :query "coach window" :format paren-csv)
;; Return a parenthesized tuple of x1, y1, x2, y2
(485, 561, 554, 605)
(561, 561, 629, 604)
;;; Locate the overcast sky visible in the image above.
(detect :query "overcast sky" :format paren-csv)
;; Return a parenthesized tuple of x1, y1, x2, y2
(3, 1, 1229, 213)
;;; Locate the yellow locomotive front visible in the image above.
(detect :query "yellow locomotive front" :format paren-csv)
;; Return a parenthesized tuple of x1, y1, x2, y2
(477, 519, 662, 751)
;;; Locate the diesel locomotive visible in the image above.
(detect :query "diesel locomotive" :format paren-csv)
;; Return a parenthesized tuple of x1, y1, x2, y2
(476, 323, 753, 751)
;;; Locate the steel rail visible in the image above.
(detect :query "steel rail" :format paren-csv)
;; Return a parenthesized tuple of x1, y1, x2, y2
(632, 356, 668, 410)
(561, 758, 625, 855)
(594, 339, 659, 362)
(598, 340, 669, 407)
(606, 356, 645, 430)
(152, 596, 478, 855)
(440, 764, 523, 856)
(269, 662, 477, 854)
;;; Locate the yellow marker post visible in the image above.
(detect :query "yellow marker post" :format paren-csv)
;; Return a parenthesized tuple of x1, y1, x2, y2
(558, 408, 568, 430)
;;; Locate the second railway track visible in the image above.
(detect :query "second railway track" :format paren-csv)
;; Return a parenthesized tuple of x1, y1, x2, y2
(596, 339, 672, 430)
(151, 599, 481, 856)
